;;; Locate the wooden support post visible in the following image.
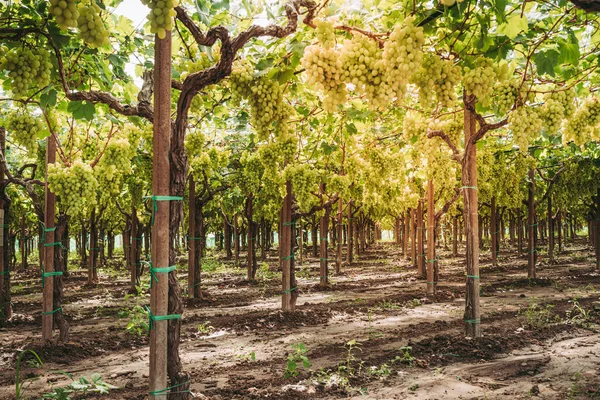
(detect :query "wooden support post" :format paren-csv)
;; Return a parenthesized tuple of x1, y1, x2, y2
(417, 200, 424, 277)
(188, 176, 196, 298)
(319, 205, 331, 286)
(491, 196, 497, 266)
(281, 181, 295, 311)
(42, 134, 57, 342)
(548, 196, 554, 265)
(426, 180, 435, 295)
(527, 168, 536, 279)
(463, 94, 481, 338)
(0, 127, 10, 323)
(130, 203, 139, 289)
(403, 209, 410, 259)
(149, 31, 172, 399)
(347, 202, 353, 264)
(595, 189, 600, 270)
(336, 199, 343, 274)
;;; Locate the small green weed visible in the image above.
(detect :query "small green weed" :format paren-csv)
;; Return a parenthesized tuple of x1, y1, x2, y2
(284, 343, 310, 378)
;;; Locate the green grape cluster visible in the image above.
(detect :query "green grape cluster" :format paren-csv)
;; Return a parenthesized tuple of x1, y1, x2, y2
(340, 35, 390, 110)
(95, 139, 133, 201)
(0, 47, 52, 98)
(462, 57, 497, 105)
(411, 53, 461, 108)
(551, 89, 576, 118)
(301, 44, 346, 112)
(6, 112, 43, 152)
(508, 106, 542, 151)
(492, 79, 521, 115)
(540, 89, 576, 134)
(315, 19, 336, 48)
(141, 0, 179, 39)
(49, 0, 79, 29)
(48, 161, 98, 215)
(230, 64, 292, 140)
(382, 16, 425, 98)
(428, 117, 462, 144)
(563, 97, 600, 146)
(283, 164, 318, 212)
(77, 1, 109, 48)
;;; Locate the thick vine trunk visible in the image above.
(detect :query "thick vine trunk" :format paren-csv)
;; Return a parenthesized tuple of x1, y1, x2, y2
(246, 197, 257, 281)
(452, 217, 458, 257)
(426, 180, 435, 295)
(319, 205, 331, 286)
(336, 199, 343, 274)
(417, 200, 424, 278)
(42, 134, 56, 342)
(411, 208, 417, 267)
(491, 196, 498, 266)
(281, 181, 297, 311)
(548, 196, 555, 265)
(595, 189, 600, 270)
(347, 202, 353, 264)
(88, 209, 98, 285)
(53, 214, 69, 342)
(403, 209, 410, 259)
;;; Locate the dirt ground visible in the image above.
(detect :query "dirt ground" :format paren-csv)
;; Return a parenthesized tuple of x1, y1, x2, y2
(1, 238, 599, 400)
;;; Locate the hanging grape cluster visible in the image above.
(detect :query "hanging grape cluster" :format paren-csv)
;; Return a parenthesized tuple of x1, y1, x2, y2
(428, 117, 462, 144)
(301, 20, 346, 112)
(340, 35, 390, 110)
(462, 57, 497, 106)
(230, 64, 292, 140)
(0, 47, 52, 98)
(49, 0, 79, 29)
(48, 161, 98, 214)
(508, 106, 542, 151)
(141, 0, 179, 39)
(382, 16, 425, 99)
(411, 53, 461, 109)
(563, 97, 600, 146)
(77, 1, 109, 48)
(95, 139, 134, 202)
(492, 80, 523, 115)
(5, 112, 43, 152)
(283, 164, 318, 212)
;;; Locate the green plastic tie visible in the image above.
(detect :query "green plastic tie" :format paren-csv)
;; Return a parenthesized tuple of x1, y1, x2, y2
(0, 270, 9, 276)
(282, 286, 297, 294)
(188, 280, 202, 289)
(467, 275, 480, 279)
(132, 237, 143, 241)
(530, 223, 538, 227)
(42, 307, 62, 315)
(144, 306, 181, 336)
(282, 221, 296, 226)
(147, 263, 177, 288)
(186, 236, 202, 241)
(426, 258, 439, 263)
(41, 271, 63, 288)
(464, 319, 481, 324)
(149, 381, 191, 397)
(89, 247, 99, 250)
(144, 195, 183, 225)
(529, 249, 537, 254)
(427, 281, 436, 284)
(320, 237, 328, 241)
(283, 254, 295, 260)
(461, 186, 478, 191)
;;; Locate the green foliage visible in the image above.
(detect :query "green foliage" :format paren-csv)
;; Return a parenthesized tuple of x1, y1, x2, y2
(15, 350, 42, 400)
(393, 346, 416, 367)
(284, 343, 311, 378)
(42, 373, 117, 399)
(118, 305, 149, 336)
(518, 301, 558, 328)
(197, 321, 215, 335)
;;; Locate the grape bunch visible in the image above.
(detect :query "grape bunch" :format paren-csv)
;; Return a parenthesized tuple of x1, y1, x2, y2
(95, 139, 133, 202)
(230, 64, 292, 140)
(382, 16, 425, 99)
(141, 0, 179, 39)
(315, 19, 336, 49)
(540, 99, 565, 134)
(340, 35, 390, 110)
(283, 164, 318, 212)
(462, 57, 497, 105)
(492, 80, 521, 115)
(49, 0, 79, 30)
(77, 1, 109, 48)
(412, 53, 461, 109)
(428, 117, 462, 144)
(301, 43, 346, 112)
(48, 160, 98, 215)
(508, 106, 542, 151)
(0, 47, 52, 98)
(6, 112, 43, 152)
(563, 97, 600, 146)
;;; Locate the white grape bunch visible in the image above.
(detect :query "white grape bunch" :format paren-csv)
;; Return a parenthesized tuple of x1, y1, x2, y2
(382, 16, 425, 99)
(492, 79, 521, 115)
(462, 57, 497, 106)
(77, 1, 109, 48)
(230, 64, 292, 140)
(48, 160, 99, 215)
(6, 112, 43, 152)
(508, 106, 542, 151)
(301, 44, 346, 112)
(0, 47, 52, 98)
(49, 0, 79, 30)
(563, 97, 600, 146)
(315, 19, 336, 49)
(412, 53, 461, 109)
(141, 0, 179, 39)
(340, 34, 390, 110)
